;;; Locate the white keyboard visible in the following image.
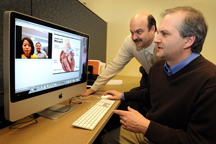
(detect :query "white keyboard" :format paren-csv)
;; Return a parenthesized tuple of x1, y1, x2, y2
(72, 99, 115, 130)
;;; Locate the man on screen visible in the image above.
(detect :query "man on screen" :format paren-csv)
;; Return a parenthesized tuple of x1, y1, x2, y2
(34, 42, 48, 59)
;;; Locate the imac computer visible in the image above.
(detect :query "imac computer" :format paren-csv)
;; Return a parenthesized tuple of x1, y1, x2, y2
(3, 11, 89, 122)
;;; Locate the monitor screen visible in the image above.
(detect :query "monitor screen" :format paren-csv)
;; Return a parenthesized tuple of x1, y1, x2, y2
(3, 11, 89, 122)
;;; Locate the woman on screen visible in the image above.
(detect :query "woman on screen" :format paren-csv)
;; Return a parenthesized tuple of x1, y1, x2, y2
(21, 37, 38, 59)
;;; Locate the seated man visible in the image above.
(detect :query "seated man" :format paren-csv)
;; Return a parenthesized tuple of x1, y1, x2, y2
(101, 6, 216, 143)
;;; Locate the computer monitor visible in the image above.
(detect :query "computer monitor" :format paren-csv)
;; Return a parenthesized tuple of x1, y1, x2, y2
(3, 11, 89, 122)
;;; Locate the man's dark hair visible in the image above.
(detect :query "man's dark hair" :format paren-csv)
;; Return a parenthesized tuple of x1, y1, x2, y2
(35, 42, 41, 46)
(148, 15, 157, 32)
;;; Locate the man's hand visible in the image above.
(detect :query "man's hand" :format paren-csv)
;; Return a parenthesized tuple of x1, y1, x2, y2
(103, 90, 122, 100)
(81, 88, 95, 96)
(113, 106, 150, 134)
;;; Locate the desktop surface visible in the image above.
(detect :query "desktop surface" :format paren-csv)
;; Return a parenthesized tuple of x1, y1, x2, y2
(0, 75, 140, 144)
(97, 75, 140, 93)
(0, 97, 120, 144)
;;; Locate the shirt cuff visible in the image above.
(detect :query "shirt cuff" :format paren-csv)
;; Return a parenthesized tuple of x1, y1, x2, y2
(122, 92, 125, 101)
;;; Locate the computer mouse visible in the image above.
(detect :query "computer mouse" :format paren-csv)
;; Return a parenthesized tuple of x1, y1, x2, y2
(101, 94, 113, 99)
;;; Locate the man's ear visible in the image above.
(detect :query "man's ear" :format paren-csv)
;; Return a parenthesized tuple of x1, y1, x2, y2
(184, 35, 196, 49)
(150, 25, 156, 34)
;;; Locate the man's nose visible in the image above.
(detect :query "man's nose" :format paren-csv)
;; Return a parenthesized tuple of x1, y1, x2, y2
(131, 33, 138, 40)
(154, 34, 160, 43)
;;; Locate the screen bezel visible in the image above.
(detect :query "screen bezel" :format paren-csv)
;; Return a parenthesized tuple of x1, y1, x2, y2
(9, 12, 89, 103)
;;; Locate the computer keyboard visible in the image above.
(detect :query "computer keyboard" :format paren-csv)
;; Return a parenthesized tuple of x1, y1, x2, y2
(72, 98, 115, 130)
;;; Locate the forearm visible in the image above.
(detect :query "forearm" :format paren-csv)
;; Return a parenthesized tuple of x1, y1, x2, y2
(91, 41, 133, 91)
(90, 67, 122, 91)
(90, 64, 121, 91)
(145, 121, 195, 144)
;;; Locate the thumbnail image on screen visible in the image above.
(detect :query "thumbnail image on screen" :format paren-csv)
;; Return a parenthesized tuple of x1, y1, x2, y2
(52, 35, 81, 74)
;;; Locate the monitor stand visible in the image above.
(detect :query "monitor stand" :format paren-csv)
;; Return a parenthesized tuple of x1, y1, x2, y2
(37, 104, 76, 120)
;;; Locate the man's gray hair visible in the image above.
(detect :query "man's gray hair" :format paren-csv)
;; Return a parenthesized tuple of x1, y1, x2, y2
(161, 6, 208, 53)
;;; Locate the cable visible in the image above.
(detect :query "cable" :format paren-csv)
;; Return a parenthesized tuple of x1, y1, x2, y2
(31, 0, 33, 16)
(9, 114, 38, 130)
(45, 95, 101, 113)
(47, 98, 74, 113)
(71, 96, 82, 103)
(72, 95, 101, 109)
(89, 95, 102, 100)
(81, 100, 93, 109)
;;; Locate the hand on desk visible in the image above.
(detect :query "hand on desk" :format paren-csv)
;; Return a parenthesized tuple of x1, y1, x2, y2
(81, 88, 95, 96)
(113, 106, 150, 134)
(103, 90, 122, 100)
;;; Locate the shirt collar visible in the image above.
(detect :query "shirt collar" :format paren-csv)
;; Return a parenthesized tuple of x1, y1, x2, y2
(143, 34, 156, 55)
(35, 51, 41, 54)
(164, 52, 200, 76)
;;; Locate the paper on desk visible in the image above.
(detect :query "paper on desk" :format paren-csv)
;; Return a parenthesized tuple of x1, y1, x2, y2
(106, 79, 123, 85)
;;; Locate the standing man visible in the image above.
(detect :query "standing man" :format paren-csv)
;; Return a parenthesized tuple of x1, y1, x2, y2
(35, 42, 48, 59)
(82, 11, 159, 95)
(102, 6, 216, 143)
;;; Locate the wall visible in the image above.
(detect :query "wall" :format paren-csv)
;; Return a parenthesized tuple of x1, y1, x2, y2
(79, 0, 216, 77)
(31, 0, 107, 62)
(0, 0, 107, 121)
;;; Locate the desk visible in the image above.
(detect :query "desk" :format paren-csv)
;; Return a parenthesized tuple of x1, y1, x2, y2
(0, 75, 140, 144)
(97, 75, 140, 93)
